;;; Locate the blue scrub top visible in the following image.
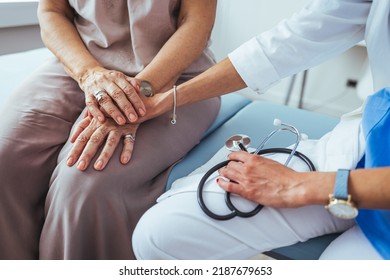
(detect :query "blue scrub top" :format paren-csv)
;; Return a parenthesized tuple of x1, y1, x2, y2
(356, 87, 390, 259)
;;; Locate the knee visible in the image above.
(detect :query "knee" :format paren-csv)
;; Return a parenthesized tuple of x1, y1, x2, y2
(47, 165, 118, 212)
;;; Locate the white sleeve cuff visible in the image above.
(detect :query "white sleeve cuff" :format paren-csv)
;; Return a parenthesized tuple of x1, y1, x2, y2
(228, 37, 280, 94)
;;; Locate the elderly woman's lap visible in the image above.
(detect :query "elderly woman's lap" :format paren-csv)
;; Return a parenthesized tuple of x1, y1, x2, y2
(39, 97, 221, 259)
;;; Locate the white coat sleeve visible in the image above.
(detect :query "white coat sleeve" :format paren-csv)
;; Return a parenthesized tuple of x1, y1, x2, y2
(228, 0, 371, 93)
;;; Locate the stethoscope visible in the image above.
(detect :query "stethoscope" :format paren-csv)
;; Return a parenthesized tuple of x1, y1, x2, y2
(197, 119, 316, 221)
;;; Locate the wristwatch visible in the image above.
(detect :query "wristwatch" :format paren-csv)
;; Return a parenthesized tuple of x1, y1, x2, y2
(326, 169, 358, 219)
(139, 80, 154, 97)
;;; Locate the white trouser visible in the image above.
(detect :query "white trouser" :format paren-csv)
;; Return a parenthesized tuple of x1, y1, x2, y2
(132, 169, 354, 260)
(320, 225, 382, 260)
(133, 178, 381, 259)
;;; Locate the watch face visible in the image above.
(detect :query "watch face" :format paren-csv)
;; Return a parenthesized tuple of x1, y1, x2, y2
(327, 200, 358, 219)
(140, 81, 154, 97)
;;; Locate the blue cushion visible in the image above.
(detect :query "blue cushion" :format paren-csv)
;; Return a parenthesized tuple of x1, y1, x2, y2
(200, 100, 339, 150)
(202, 94, 251, 138)
(264, 233, 340, 260)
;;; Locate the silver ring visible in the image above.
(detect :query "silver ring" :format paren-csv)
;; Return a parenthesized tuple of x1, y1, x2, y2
(124, 133, 135, 142)
(93, 90, 106, 102)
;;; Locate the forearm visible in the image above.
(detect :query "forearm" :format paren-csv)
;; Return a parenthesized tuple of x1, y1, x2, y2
(37, 0, 102, 83)
(145, 58, 247, 120)
(135, 0, 217, 92)
(301, 168, 390, 210)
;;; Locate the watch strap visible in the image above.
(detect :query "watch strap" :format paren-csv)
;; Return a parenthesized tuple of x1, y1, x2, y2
(333, 169, 350, 200)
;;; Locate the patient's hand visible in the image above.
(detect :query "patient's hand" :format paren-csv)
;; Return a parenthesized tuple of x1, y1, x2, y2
(80, 67, 146, 124)
(217, 151, 309, 208)
(66, 116, 139, 171)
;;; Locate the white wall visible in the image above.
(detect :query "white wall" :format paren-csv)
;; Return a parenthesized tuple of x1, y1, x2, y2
(0, 1, 43, 55)
(211, 0, 309, 61)
(0, 25, 43, 55)
(210, 0, 368, 117)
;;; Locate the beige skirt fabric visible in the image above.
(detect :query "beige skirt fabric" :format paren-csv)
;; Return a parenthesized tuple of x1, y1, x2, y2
(0, 58, 220, 259)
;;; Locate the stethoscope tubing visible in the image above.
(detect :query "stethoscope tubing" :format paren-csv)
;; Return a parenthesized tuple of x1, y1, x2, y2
(197, 148, 316, 221)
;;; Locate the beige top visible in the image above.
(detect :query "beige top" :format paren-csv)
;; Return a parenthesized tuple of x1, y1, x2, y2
(68, 0, 216, 80)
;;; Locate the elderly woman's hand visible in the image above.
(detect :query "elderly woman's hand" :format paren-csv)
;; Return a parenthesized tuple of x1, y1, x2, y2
(66, 115, 139, 171)
(79, 66, 146, 125)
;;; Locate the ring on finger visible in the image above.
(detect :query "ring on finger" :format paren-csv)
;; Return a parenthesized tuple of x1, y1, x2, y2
(93, 90, 106, 102)
(124, 133, 135, 142)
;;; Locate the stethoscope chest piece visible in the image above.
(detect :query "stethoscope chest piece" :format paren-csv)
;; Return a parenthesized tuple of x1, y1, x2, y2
(225, 134, 251, 151)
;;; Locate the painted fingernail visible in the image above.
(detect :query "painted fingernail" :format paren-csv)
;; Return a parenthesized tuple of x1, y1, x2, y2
(95, 160, 103, 170)
(77, 160, 86, 170)
(67, 157, 74, 166)
(216, 178, 220, 183)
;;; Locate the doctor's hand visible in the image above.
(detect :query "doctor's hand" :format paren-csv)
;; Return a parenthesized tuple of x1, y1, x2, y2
(66, 115, 139, 171)
(79, 66, 146, 125)
(217, 151, 316, 208)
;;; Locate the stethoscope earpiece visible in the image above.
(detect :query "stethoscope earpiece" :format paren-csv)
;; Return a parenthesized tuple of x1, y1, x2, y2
(273, 118, 282, 126)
